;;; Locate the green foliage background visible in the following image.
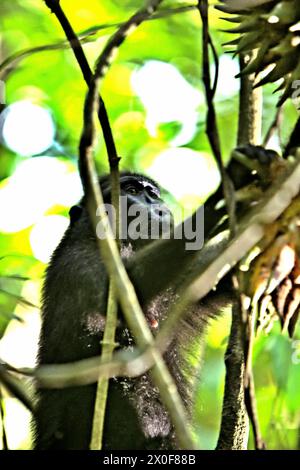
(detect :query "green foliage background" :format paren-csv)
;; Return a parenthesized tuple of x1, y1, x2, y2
(0, 0, 299, 450)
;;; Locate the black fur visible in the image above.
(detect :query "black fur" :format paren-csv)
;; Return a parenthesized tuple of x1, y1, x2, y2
(34, 172, 225, 450)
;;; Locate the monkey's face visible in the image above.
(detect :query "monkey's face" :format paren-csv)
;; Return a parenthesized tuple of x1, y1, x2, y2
(70, 173, 173, 249)
(103, 173, 174, 248)
(120, 174, 173, 248)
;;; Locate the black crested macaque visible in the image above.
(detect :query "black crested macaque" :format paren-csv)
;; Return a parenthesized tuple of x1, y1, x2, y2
(35, 164, 249, 450)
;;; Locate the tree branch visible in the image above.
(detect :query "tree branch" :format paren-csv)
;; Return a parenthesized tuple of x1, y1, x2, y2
(90, 281, 118, 450)
(198, 0, 236, 233)
(77, 0, 195, 450)
(216, 303, 248, 450)
(217, 47, 263, 450)
(43, 0, 118, 165)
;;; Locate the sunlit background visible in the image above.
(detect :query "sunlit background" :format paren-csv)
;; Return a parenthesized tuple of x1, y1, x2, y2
(0, 0, 299, 450)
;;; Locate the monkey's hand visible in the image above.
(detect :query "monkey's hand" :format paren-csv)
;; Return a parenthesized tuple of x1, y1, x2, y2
(229, 144, 283, 190)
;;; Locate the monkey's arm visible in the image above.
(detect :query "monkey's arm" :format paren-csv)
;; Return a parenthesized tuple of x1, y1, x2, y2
(125, 214, 229, 307)
(126, 145, 277, 306)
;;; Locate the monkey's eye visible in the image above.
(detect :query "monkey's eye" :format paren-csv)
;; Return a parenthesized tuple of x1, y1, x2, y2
(125, 185, 140, 195)
(147, 188, 159, 199)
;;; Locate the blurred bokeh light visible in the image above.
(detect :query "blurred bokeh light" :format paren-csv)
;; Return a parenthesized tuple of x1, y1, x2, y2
(0, 101, 55, 156)
(0, 157, 82, 233)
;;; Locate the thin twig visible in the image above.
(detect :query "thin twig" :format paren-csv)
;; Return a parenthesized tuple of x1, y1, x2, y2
(90, 281, 118, 450)
(94, 1, 163, 79)
(244, 370, 266, 450)
(91, 114, 120, 450)
(216, 303, 248, 450)
(208, 35, 219, 98)
(44, 0, 119, 165)
(0, 5, 196, 78)
(198, 0, 222, 167)
(0, 35, 94, 79)
(197, 0, 236, 234)
(242, 297, 266, 449)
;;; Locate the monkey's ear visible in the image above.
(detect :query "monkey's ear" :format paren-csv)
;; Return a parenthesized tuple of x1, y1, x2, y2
(69, 205, 83, 225)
